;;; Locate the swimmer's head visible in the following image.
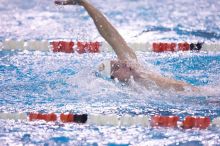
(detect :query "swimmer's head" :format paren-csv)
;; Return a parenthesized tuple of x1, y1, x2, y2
(98, 60, 135, 82)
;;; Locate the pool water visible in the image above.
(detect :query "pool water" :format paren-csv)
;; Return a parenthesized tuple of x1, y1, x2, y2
(0, 0, 220, 145)
(0, 0, 220, 41)
(0, 50, 220, 145)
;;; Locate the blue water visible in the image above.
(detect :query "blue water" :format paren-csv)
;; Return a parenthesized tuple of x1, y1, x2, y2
(0, 0, 220, 41)
(0, 0, 220, 145)
(1, 50, 220, 145)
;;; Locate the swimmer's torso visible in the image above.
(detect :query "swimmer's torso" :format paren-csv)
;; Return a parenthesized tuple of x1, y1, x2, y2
(111, 61, 198, 92)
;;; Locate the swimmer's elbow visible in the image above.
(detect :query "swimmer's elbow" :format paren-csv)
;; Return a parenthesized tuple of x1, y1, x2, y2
(173, 81, 199, 92)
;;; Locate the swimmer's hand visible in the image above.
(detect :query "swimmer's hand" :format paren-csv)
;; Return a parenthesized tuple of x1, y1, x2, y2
(54, 0, 82, 5)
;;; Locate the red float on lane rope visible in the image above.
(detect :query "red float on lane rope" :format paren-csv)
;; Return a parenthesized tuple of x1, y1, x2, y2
(153, 43, 163, 52)
(76, 42, 100, 54)
(153, 43, 176, 52)
(51, 41, 74, 53)
(182, 116, 211, 129)
(29, 113, 57, 122)
(178, 42, 190, 51)
(153, 42, 190, 52)
(151, 115, 179, 127)
(50, 41, 100, 54)
(60, 113, 74, 123)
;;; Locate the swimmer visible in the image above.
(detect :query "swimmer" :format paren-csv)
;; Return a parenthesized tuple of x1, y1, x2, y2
(55, 0, 199, 93)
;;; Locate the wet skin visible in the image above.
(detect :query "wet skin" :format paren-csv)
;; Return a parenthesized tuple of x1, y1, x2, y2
(110, 61, 138, 82)
(54, 0, 201, 93)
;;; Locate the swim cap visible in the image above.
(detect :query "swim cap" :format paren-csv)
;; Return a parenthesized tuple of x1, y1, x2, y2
(98, 60, 111, 78)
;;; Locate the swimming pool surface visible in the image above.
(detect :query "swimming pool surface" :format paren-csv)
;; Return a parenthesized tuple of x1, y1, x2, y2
(1, 50, 220, 145)
(0, 0, 220, 145)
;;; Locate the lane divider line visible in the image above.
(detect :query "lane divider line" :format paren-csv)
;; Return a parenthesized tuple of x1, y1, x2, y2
(0, 112, 218, 129)
(1, 40, 220, 53)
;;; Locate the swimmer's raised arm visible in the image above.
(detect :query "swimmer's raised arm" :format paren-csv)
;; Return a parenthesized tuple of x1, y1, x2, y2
(55, 0, 137, 61)
(55, 0, 200, 93)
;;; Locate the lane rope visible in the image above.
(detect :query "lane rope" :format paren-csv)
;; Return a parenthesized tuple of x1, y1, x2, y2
(0, 112, 219, 129)
(1, 40, 220, 53)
